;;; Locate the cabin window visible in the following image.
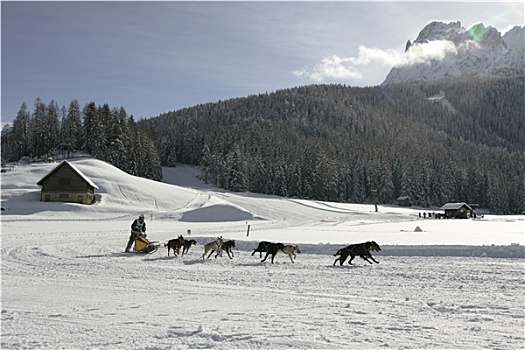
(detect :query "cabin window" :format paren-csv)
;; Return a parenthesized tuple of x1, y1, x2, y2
(59, 193, 69, 199)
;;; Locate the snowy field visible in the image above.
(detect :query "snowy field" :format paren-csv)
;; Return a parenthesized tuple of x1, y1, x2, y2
(1, 159, 524, 349)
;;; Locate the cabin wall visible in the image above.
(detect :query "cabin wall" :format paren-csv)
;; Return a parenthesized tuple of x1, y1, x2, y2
(444, 207, 470, 219)
(41, 167, 89, 191)
(39, 167, 95, 204)
(40, 189, 94, 205)
(397, 199, 412, 207)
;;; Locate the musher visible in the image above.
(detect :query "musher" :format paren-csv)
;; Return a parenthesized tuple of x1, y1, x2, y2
(125, 213, 146, 252)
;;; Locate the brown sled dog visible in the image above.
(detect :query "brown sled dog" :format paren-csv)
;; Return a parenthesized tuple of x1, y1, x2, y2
(281, 244, 301, 263)
(202, 237, 224, 259)
(207, 239, 235, 259)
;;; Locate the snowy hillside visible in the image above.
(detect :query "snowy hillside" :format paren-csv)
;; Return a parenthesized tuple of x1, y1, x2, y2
(383, 21, 524, 84)
(1, 158, 524, 349)
(2, 158, 523, 247)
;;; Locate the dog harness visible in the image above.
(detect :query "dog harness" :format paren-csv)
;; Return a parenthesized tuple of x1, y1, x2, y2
(344, 243, 367, 255)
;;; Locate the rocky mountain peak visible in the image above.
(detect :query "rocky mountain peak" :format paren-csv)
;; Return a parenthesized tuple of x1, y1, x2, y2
(465, 23, 506, 50)
(415, 21, 463, 43)
(503, 25, 525, 51)
(382, 21, 524, 85)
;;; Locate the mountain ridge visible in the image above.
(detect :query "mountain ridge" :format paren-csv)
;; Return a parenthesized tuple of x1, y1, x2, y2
(383, 21, 524, 84)
(145, 76, 524, 214)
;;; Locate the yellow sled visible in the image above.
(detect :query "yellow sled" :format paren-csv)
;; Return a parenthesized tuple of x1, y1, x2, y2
(134, 235, 160, 254)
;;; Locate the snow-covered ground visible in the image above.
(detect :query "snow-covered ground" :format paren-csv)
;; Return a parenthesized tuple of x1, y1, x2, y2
(1, 159, 524, 349)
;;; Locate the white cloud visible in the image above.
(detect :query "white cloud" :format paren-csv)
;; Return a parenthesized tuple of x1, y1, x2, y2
(291, 55, 363, 82)
(292, 40, 458, 82)
(399, 40, 458, 67)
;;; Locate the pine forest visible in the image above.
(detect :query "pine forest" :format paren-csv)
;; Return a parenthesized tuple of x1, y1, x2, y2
(2, 76, 524, 215)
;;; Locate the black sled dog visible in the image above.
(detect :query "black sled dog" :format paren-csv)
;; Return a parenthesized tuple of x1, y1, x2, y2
(333, 241, 381, 266)
(165, 235, 184, 256)
(252, 241, 285, 264)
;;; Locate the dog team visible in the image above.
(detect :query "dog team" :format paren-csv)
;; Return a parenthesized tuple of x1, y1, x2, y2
(130, 214, 381, 265)
(163, 234, 381, 265)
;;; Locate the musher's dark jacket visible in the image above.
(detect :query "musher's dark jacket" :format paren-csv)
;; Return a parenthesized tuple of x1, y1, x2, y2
(131, 219, 146, 233)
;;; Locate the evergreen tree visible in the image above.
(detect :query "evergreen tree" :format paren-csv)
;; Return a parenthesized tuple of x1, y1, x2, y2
(225, 144, 247, 192)
(200, 144, 214, 185)
(62, 100, 82, 158)
(300, 148, 316, 199)
(96, 103, 111, 160)
(44, 100, 60, 157)
(82, 102, 99, 155)
(390, 156, 405, 199)
(107, 107, 130, 169)
(249, 156, 269, 194)
(1, 124, 14, 162)
(31, 98, 47, 159)
(273, 162, 288, 197)
(11, 103, 31, 161)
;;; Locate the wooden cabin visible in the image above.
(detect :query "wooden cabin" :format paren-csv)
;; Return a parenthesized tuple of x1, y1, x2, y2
(397, 195, 412, 207)
(37, 160, 98, 204)
(440, 202, 473, 219)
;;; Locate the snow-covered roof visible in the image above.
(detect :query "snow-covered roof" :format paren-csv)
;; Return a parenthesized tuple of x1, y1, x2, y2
(37, 160, 99, 189)
(440, 202, 472, 211)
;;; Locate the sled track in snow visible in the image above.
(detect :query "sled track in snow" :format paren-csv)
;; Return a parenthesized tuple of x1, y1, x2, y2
(2, 235, 524, 349)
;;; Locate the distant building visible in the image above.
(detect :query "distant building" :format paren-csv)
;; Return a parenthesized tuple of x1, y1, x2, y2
(397, 195, 412, 207)
(37, 160, 98, 205)
(440, 202, 473, 219)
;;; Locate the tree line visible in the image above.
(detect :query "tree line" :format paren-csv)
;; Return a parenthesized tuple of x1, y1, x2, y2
(2, 77, 523, 214)
(144, 77, 524, 215)
(1, 98, 162, 181)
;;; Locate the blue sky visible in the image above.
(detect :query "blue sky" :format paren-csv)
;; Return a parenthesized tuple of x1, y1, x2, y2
(1, 1, 523, 124)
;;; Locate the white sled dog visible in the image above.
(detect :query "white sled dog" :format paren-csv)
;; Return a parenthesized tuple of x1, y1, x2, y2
(281, 244, 301, 263)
